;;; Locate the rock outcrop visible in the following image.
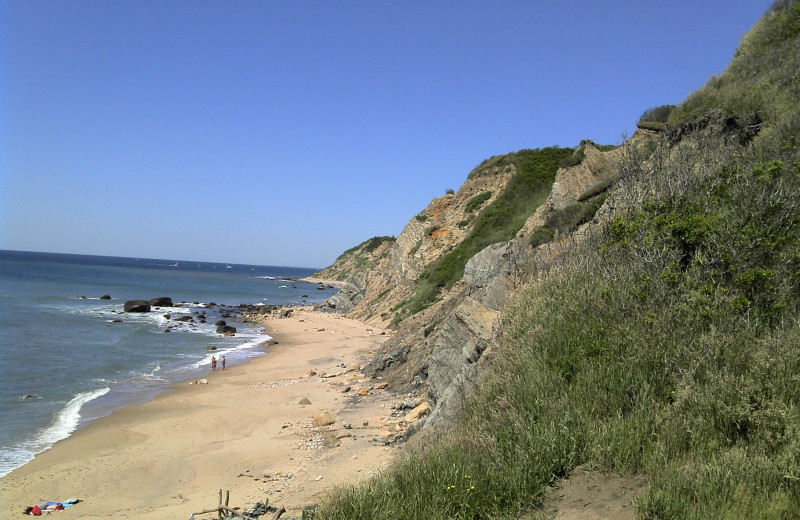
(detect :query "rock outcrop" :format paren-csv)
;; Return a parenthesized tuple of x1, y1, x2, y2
(148, 297, 173, 307)
(316, 138, 651, 432)
(124, 300, 151, 312)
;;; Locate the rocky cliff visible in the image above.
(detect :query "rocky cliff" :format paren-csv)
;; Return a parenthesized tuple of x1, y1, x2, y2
(314, 136, 655, 430)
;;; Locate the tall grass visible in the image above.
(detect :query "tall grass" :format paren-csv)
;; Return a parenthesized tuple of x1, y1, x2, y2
(317, 5, 800, 519)
(321, 127, 800, 519)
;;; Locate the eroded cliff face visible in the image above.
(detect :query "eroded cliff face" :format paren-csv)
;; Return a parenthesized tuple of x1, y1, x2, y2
(317, 160, 516, 325)
(315, 136, 655, 430)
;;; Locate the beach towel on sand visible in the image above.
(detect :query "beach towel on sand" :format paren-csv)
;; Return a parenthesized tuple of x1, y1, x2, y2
(26, 499, 80, 514)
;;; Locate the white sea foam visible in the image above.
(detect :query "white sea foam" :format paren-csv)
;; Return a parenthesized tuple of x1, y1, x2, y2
(129, 362, 166, 382)
(186, 332, 273, 370)
(0, 387, 110, 478)
(37, 388, 110, 445)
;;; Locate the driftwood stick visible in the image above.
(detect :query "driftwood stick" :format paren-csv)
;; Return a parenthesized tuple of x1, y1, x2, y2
(225, 490, 230, 507)
(218, 489, 223, 520)
(218, 505, 247, 518)
(270, 505, 286, 520)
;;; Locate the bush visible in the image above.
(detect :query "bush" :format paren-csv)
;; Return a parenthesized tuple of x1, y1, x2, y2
(636, 121, 667, 132)
(559, 147, 585, 168)
(529, 227, 555, 247)
(577, 175, 619, 202)
(638, 104, 676, 124)
(465, 191, 493, 213)
(332, 236, 395, 265)
(529, 193, 608, 247)
(467, 154, 513, 178)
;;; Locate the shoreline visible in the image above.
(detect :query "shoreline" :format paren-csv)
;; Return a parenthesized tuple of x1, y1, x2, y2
(0, 308, 280, 480)
(298, 276, 348, 289)
(0, 308, 404, 519)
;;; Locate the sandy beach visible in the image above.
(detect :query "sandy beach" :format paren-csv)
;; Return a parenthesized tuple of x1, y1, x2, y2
(0, 308, 409, 519)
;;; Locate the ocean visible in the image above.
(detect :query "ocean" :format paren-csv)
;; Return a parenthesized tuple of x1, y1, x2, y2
(0, 250, 337, 478)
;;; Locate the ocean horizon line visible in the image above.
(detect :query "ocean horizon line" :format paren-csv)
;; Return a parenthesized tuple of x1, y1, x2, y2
(0, 249, 323, 272)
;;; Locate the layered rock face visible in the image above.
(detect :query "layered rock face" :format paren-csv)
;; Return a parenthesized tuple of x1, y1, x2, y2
(316, 137, 651, 430)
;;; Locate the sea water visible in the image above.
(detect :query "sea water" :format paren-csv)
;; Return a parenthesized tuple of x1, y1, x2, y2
(0, 250, 338, 478)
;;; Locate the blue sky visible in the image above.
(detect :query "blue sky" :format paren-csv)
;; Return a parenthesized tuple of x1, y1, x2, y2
(1, 1, 773, 268)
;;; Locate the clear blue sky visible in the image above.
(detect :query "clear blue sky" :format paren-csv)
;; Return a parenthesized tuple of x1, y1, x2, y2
(0, 1, 773, 268)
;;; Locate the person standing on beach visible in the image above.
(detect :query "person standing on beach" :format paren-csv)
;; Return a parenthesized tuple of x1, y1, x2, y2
(211, 356, 217, 370)
(221, 355, 226, 370)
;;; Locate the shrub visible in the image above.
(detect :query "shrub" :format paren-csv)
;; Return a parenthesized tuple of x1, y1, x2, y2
(330, 236, 395, 267)
(636, 121, 667, 131)
(559, 147, 585, 168)
(529, 227, 555, 247)
(639, 104, 676, 124)
(457, 216, 473, 229)
(467, 154, 513, 178)
(577, 174, 619, 202)
(529, 193, 608, 247)
(465, 191, 493, 213)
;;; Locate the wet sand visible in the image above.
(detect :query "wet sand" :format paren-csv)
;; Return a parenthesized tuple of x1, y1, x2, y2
(0, 308, 403, 519)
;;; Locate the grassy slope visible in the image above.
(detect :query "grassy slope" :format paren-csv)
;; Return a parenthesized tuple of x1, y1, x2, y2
(400, 146, 574, 317)
(314, 236, 395, 282)
(318, 3, 800, 519)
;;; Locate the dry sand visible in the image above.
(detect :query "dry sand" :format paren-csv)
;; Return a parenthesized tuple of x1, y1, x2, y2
(0, 308, 406, 519)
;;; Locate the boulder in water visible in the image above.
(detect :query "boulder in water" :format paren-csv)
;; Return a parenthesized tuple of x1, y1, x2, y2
(216, 325, 236, 335)
(124, 300, 151, 312)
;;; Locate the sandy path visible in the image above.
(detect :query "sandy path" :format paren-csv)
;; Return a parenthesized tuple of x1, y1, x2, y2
(0, 308, 408, 519)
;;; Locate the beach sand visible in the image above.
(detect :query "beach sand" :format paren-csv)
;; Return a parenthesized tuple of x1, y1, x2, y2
(0, 308, 405, 519)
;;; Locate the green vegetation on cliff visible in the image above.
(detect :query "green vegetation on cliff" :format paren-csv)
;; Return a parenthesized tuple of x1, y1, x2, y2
(400, 146, 573, 317)
(316, 235, 395, 281)
(318, 3, 800, 518)
(668, 1, 800, 150)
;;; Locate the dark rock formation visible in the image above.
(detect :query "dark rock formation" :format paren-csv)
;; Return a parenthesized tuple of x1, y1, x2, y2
(124, 300, 151, 312)
(217, 325, 236, 335)
(149, 297, 173, 307)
